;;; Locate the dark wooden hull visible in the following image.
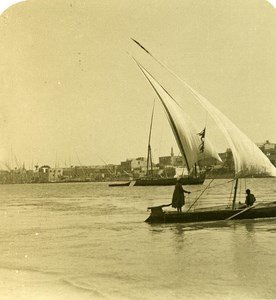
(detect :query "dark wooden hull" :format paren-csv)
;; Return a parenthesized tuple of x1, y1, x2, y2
(134, 175, 205, 186)
(145, 202, 276, 223)
(109, 181, 131, 187)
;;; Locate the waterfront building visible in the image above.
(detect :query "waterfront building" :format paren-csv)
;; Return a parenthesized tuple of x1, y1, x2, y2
(158, 147, 183, 167)
(49, 168, 64, 182)
(73, 165, 116, 181)
(0, 170, 10, 184)
(38, 165, 50, 183)
(257, 140, 276, 166)
(120, 157, 148, 178)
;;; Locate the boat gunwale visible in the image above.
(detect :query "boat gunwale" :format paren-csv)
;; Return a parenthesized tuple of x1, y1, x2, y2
(145, 202, 276, 223)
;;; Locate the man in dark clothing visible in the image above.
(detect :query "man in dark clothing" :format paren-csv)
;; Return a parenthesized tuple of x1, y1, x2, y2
(245, 189, 256, 207)
(172, 178, 191, 212)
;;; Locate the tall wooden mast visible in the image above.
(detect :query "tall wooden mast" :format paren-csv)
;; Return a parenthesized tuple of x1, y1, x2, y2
(146, 100, 155, 178)
(232, 178, 239, 210)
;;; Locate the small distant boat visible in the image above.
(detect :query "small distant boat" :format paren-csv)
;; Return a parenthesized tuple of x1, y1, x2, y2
(108, 181, 131, 187)
(131, 39, 276, 224)
(134, 174, 205, 186)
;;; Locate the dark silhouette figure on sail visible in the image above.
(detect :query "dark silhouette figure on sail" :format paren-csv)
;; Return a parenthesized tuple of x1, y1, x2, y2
(172, 178, 191, 213)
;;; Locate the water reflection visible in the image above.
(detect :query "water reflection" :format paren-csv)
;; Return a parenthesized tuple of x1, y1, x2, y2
(148, 218, 276, 235)
(231, 218, 276, 233)
(171, 225, 186, 251)
(147, 224, 167, 234)
(244, 221, 254, 233)
(147, 222, 204, 234)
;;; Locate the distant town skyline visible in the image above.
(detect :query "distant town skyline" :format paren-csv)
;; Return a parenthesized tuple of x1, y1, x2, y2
(0, 1, 275, 168)
(1, 140, 275, 171)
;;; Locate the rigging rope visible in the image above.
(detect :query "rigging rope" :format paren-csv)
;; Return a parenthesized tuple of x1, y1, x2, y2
(186, 178, 215, 212)
(187, 178, 236, 212)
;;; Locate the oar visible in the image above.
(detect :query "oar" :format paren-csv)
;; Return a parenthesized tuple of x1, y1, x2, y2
(226, 202, 261, 220)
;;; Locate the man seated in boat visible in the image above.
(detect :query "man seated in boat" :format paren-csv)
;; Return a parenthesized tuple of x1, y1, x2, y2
(172, 177, 191, 213)
(245, 189, 256, 207)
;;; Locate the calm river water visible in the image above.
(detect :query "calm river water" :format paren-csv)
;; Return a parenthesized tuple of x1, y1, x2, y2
(0, 178, 276, 300)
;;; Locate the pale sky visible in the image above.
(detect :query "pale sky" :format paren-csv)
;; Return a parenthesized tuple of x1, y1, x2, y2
(0, 0, 275, 169)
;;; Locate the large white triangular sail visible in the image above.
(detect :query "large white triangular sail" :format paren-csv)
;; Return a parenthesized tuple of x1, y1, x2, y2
(176, 76, 276, 177)
(136, 62, 221, 173)
(131, 38, 276, 177)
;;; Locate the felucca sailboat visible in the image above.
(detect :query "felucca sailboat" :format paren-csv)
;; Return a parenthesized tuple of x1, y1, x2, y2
(131, 40, 276, 223)
(134, 98, 211, 186)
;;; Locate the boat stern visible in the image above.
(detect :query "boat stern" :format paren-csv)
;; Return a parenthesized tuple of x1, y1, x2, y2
(148, 206, 164, 216)
(145, 203, 171, 223)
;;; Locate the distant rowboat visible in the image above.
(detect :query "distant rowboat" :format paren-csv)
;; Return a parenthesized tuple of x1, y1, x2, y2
(108, 181, 131, 187)
(134, 174, 205, 186)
